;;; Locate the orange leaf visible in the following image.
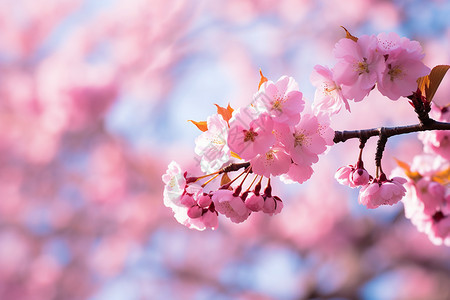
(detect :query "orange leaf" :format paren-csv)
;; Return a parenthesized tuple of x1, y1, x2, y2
(220, 173, 231, 186)
(258, 69, 268, 90)
(394, 158, 421, 181)
(416, 75, 430, 99)
(431, 168, 450, 186)
(188, 120, 208, 132)
(417, 65, 450, 103)
(427, 65, 449, 103)
(340, 26, 358, 42)
(215, 103, 234, 124)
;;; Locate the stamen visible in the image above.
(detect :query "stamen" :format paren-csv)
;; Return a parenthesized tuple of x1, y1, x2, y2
(201, 173, 220, 187)
(388, 65, 403, 81)
(354, 58, 369, 75)
(243, 129, 258, 142)
(245, 174, 260, 192)
(293, 132, 306, 147)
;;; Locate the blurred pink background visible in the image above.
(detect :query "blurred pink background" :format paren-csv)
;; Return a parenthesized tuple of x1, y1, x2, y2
(0, 0, 449, 299)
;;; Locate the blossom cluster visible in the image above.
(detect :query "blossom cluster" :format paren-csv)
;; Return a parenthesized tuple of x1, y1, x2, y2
(162, 161, 284, 230)
(311, 31, 430, 116)
(335, 160, 407, 209)
(419, 104, 450, 160)
(398, 103, 450, 245)
(162, 30, 448, 240)
(396, 154, 450, 246)
(228, 76, 334, 182)
(163, 74, 334, 230)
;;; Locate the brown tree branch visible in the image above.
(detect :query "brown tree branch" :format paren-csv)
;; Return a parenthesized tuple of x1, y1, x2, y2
(333, 119, 450, 144)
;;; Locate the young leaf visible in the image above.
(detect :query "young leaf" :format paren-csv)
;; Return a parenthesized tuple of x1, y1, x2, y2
(394, 158, 421, 181)
(417, 65, 450, 103)
(258, 69, 268, 90)
(340, 26, 358, 42)
(215, 103, 234, 124)
(188, 120, 208, 132)
(221, 173, 231, 186)
(431, 168, 450, 186)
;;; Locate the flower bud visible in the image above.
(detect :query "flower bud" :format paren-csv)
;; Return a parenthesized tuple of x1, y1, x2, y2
(187, 205, 203, 219)
(352, 168, 370, 186)
(197, 194, 212, 208)
(180, 194, 195, 207)
(245, 194, 264, 212)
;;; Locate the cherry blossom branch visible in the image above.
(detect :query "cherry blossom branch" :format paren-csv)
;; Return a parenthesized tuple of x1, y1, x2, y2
(334, 118, 450, 177)
(212, 120, 450, 178)
(333, 119, 450, 144)
(220, 162, 251, 174)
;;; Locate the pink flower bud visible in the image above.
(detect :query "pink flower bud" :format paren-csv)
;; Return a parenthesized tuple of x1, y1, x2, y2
(245, 194, 264, 212)
(187, 205, 203, 219)
(197, 194, 212, 208)
(352, 168, 370, 186)
(335, 165, 357, 188)
(263, 197, 276, 214)
(359, 176, 407, 209)
(202, 210, 218, 230)
(180, 194, 196, 207)
(262, 196, 283, 215)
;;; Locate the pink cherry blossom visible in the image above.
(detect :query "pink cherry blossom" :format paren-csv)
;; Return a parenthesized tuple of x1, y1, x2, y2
(429, 104, 450, 122)
(377, 32, 425, 59)
(414, 179, 446, 216)
(358, 175, 407, 209)
(418, 105, 450, 160)
(399, 157, 450, 246)
(228, 110, 275, 160)
(429, 215, 450, 246)
(410, 153, 450, 177)
(333, 34, 385, 101)
(162, 161, 186, 208)
(254, 75, 304, 125)
(311, 64, 350, 116)
(405, 204, 450, 246)
(195, 114, 231, 172)
(280, 162, 314, 184)
(279, 114, 326, 166)
(376, 32, 404, 55)
(315, 113, 336, 147)
(418, 130, 450, 160)
(212, 188, 250, 223)
(335, 165, 357, 188)
(374, 32, 430, 99)
(377, 49, 430, 100)
(250, 147, 291, 177)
